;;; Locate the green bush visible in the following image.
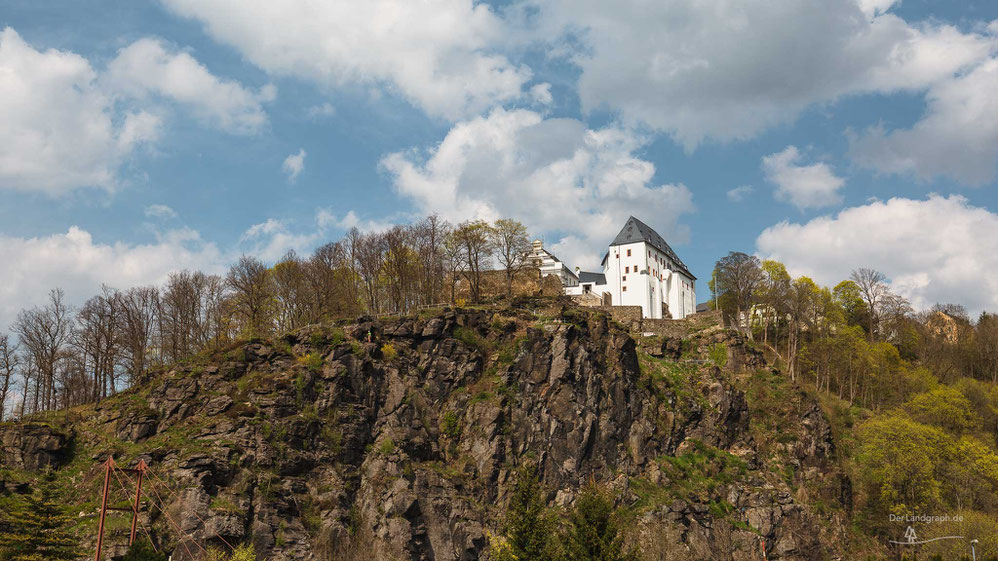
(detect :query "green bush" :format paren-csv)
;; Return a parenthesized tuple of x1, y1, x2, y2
(381, 343, 398, 361)
(454, 327, 490, 354)
(442, 411, 460, 438)
(297, 352, 323, 372)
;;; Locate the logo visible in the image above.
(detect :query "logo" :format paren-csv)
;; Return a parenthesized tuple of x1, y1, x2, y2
(889, 526, 964, 546)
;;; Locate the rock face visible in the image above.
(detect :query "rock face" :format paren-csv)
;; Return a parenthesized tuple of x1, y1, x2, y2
(0, 306, 849, 560)
(0, 423, 72, 471)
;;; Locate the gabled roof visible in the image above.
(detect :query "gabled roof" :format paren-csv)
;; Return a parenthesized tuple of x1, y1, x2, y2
(608, 216, 695, 280)
(578, 271, 606, 285)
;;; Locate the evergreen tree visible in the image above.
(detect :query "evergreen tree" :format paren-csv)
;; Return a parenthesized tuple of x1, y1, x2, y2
(496, 463, 558, 561)
(0, 476, 80, 561)
(562, 483, 638, 561)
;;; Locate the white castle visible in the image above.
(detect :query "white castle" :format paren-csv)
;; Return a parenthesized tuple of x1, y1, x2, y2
(527, 216, 696, 319)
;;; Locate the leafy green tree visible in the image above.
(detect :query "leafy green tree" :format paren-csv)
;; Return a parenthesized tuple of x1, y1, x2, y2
(755, 260, 790, 346)
(855, 414, 954, 525)
(905, 387, 978, 433)
(562, 483, 638, 561)
(498, 464, 558, 561)
(833, 280, 870, 330)
(0, 477, 80, 561)
(714, 252, 763, 337)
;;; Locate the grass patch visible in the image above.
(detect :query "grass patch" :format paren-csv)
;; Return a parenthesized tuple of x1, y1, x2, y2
(708, 343, 728, 368)
(379, 437, 396, 455)
(453, 326, 491, 355)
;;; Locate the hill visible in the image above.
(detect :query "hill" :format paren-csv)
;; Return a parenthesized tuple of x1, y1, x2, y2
(1, 302, 864, 560)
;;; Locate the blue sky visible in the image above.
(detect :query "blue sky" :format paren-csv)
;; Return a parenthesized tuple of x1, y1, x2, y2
(2, 0, 998, 324)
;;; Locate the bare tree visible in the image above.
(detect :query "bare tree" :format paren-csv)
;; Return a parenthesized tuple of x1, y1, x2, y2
(449, 220, 494, 304)
(74, 286, 120, 402)
(491, 218, 531, 298)
(14, 289, 72, 412)
(307, 241, 360, 321)
(443, 234, 463, 304)
(227, 255, 276, 337)
(382, 225, 418, 314)
(413, 215, 449, 307)
(117, 286, 160, 385)
(160, 271, 227, 362)
(273, 250, 309, 332)
(978, 312, 998, 383)
(355, 232, 387, 313)
(850, 268, 888, 341)
(0, 334, 18, 422)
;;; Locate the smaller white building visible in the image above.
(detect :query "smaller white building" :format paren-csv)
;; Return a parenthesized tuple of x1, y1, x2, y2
(526, 240, 579, 288)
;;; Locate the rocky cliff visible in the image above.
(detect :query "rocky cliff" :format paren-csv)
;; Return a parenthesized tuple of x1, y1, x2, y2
(0, 304, 854, 560)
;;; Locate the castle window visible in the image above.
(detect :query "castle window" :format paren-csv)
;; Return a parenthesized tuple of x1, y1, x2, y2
(622, 276, 627, 281)
(622, 286, 627, 292)
(627, 249, 631, 256)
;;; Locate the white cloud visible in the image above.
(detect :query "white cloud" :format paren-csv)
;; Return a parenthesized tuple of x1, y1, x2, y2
(762, 146, 845, 210)
(316, 209, 396, 234)
(0, 28, 160, 194)
(849, 57, 998, 185)
(104, 38, 273, 134)
(530, 83, 553, 105)
(161, 0, 532, 120)
(239, 217, 323, 261)
(528, 0, 996, 147)
(144, 204, 178, 219)
(727, 185, 754, 202)
(307, 102, 336, 119)
(756, 194, 998, 315)
(0, 226, 225, 329)
(0, 28, 272, 195)
(857, 0, 900, 18)
(0, 207, 353, 328)
(380, 107, 694, 269)
(282, 148, 307, 182)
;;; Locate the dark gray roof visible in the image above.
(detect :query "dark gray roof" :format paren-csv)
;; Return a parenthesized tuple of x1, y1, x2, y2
(578, 271, 606, 285)
(609, 216, 695, 280)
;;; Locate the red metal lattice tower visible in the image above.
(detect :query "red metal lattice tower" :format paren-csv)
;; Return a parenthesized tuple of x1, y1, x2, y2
(93, 457, 148, 561)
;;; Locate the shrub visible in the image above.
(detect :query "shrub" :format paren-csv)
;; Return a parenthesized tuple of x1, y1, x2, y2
(297, 352, 323, 372)
(381, 343, 398, 361)
(442, 411, 460, 438)
(202, 544, 257, 561)
(454, 327, 490, 354)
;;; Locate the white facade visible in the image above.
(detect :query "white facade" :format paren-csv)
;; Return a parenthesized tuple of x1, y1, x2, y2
(601, 241, 696, 319)
(530, 217, 696, 320)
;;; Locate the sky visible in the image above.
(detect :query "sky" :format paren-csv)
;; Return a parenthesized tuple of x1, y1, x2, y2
(2, 0, 998, 327)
